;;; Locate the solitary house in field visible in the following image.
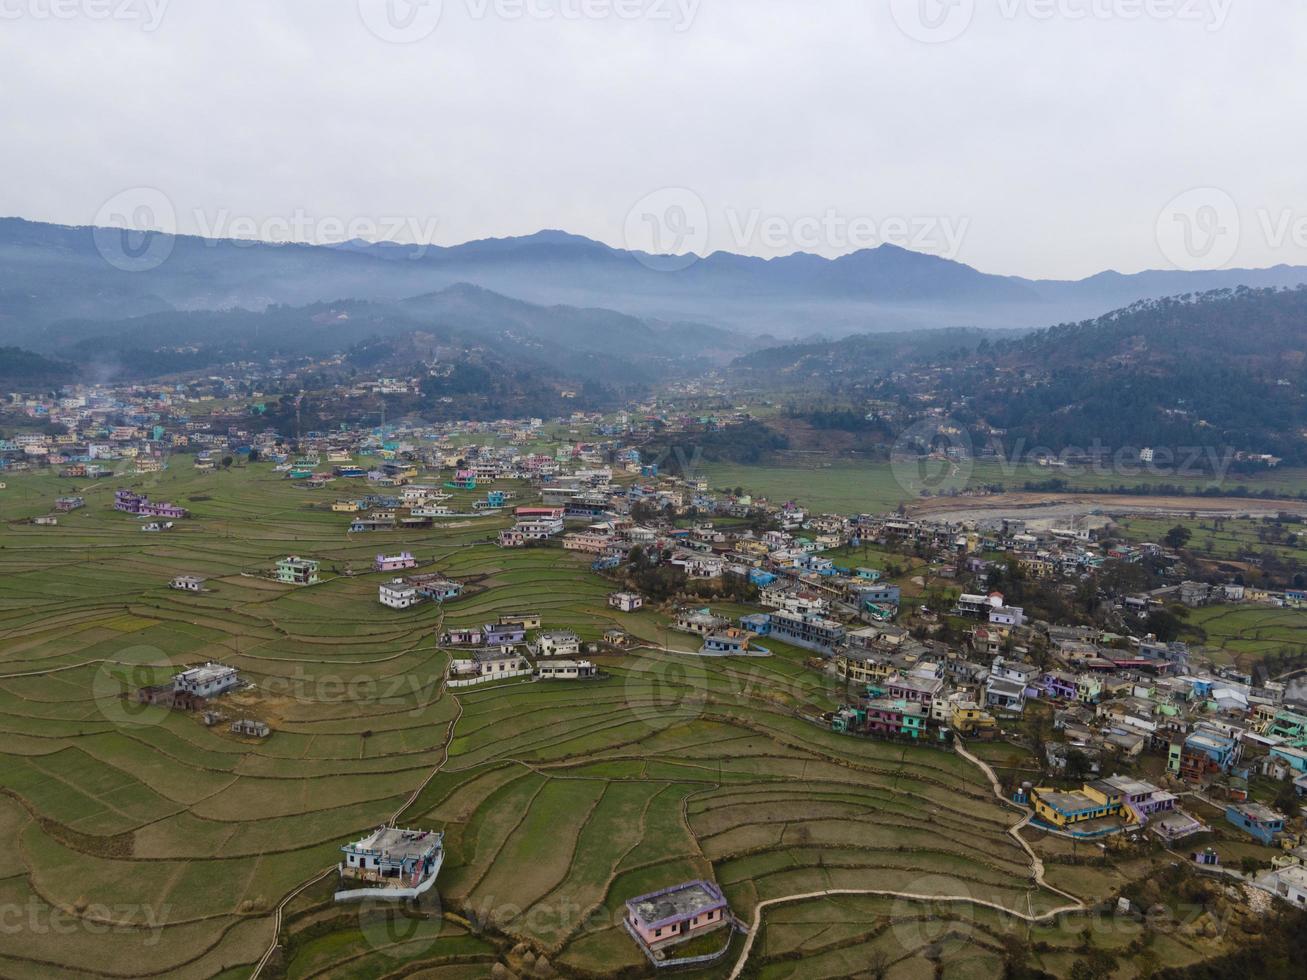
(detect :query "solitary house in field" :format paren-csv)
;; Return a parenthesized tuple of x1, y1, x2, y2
(170, 575, 205, 592)
(336, 826, 444, 901)
(609, 592, 644, 612)
(114, 489, 187, 518)
(374, 552, 418, 572)
(276, 556, 320, 585)
(173, 663, 241, 699)
(625, 880, 731, 951)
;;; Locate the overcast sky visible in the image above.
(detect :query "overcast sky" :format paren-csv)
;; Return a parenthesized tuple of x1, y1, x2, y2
(2, 0, 1305, 279)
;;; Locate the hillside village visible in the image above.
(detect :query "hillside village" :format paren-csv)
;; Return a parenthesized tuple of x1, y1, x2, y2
(5, 378, 1307, 974)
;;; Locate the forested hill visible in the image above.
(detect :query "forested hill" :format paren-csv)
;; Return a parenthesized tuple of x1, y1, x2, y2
(0, 346, 72, 385)
(733, 287, 1307, 466)
(962, 287, 1307, 462)
(999, 286, 1307, 367)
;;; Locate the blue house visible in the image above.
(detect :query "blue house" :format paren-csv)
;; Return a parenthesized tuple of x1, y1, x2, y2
(1185, 730, 1240, 771)
(1225, 803, 1285, 845)
(740, 613, 771, 635)
(748, 569, 777, 587)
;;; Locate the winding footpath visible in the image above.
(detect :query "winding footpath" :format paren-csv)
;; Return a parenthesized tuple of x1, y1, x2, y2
(251, 617, 458, 979)
(725, 740, 1087, 980)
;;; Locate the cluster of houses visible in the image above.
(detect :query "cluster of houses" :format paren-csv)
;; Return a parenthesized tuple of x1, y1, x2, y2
(441, 614, 601, 686)
(378, 571, 465, 610)
(130, 662, 277, 739)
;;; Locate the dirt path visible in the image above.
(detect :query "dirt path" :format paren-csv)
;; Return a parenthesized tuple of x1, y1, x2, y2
(725, 739, 1086, 980)
(251, 614, 455, 979)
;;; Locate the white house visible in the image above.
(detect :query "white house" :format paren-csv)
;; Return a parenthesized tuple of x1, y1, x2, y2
(608, 592, 644, 613)
(989, 605, 1026, 628)
(535, 630, 582, 657)
(536, 659, 598, 680)
(337, 826, 444, 902)
(173, 663, 241, 698)
(379, 579, 420, 610)
(1257, 865, 1307, 910)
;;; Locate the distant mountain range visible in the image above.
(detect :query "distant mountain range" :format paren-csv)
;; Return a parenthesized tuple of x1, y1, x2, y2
(4, 216, 1307, 339)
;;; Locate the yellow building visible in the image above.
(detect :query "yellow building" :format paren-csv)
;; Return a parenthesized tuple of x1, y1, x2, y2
(951, 705, 998, 737)
(1031, 784, 1120, 828)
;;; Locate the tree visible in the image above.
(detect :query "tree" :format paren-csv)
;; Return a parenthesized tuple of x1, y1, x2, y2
(221, 456, 234, 470)
(1164, 524, 1192, 550)
(1274, 783, 1301, 819)
(1065, 748, 1092, 781)
(1146, 608, 1185, 643)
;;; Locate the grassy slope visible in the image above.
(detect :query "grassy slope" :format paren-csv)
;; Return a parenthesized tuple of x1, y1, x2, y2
(0, 463, 1068, 979)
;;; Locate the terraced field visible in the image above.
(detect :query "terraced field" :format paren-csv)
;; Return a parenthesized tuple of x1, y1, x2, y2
(0, 465, 1082, 979)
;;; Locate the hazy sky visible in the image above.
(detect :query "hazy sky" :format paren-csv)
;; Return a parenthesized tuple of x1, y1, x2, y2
(2, 0, 1305, 279)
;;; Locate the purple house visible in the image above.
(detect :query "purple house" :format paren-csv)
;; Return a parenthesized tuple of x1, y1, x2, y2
(115, 489, 188, 519)
(1039, 671, 1077, 701)
(625, 880, 730, 951)
(374, 552, 418, 572)
(484, 622, 525, 646)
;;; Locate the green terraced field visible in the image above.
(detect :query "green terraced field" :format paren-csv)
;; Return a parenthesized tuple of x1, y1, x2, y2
(0, 464, 1081, 979)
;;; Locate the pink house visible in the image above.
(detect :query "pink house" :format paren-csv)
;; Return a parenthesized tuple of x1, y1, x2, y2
(114, 489, 188, 519)
(374, 552, 418, 572)
(625, 880, 730, 950)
